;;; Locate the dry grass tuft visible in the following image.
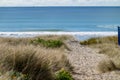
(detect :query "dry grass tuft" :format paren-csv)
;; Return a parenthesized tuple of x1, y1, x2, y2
(97, 59, 116, 73)
(98, 43, 120, 57)
(0, 35, 72, 46)
(80, 36, 118, 45)
(112, 54, 120, 69)
(80, 36, 120, 73)
(0, 35, 73, 80)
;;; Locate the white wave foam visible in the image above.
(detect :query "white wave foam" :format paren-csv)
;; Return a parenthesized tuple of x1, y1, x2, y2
(97, 25, 119, 29)
(0, 32, 117, 38)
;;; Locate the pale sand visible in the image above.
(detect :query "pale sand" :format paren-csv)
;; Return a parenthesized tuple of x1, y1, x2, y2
(65, 40, 120, 80)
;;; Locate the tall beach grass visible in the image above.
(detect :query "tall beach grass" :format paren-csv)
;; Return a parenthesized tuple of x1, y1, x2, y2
(80, 36, 120, 73)
(0, 35, 73, 80)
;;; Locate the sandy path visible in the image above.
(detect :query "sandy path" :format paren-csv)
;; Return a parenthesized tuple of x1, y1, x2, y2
(66, 40, 120, 80)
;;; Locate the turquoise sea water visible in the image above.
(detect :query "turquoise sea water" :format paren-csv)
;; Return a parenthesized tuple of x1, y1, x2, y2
(0, 7, 120, 32)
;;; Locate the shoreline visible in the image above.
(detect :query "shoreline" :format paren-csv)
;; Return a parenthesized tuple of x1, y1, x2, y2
(0, 31, 117, 36)
(0, 31, 117, 41)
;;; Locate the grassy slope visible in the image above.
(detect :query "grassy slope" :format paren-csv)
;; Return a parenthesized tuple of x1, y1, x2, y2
(0, 35, 73, 80)
(80, 36, 120, 73)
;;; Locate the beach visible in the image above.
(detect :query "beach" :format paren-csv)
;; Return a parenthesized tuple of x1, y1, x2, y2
(66, 39, 120, 80)
(0, 32, 117, 40)
(0, 35, 120, 80)
(0, 6, 120, 80)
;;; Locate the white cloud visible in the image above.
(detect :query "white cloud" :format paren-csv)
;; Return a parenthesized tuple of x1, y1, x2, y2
(0, 0, 120, 6)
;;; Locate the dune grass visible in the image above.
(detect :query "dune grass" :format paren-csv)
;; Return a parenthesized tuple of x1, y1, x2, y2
(80, 36, 118, 45)
(0, 35, 73, 80)
(80, 36, 120, 73)
(31, 38, 63, 48)
(97, 59, 116, 73)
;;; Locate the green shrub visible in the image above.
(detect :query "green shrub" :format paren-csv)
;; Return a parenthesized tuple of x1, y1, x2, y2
(80, 38, 101, 45)
(9, 70, 30, 80)
(31, 38, 63, 48)
(80, 36, 118, 45)
(55, 68, 73, 80)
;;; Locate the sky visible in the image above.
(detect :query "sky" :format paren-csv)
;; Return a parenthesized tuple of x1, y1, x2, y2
(0, 0, 120, 6)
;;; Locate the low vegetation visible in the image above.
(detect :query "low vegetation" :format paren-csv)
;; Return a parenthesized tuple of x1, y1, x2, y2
(80, 37, 102, 45)
(97, 59, 116, 73)
(55, 68, 73, 80)
(80, 36, 118, 45)
(80, 36, 120, 73)
(0, 35, 73, 80)
(31, 38, 63, 48)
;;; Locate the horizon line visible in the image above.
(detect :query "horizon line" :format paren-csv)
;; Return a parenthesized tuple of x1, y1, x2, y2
(0, 6, 120, 7)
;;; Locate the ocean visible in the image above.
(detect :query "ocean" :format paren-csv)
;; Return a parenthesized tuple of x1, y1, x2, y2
(0, 7, 120, 40)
